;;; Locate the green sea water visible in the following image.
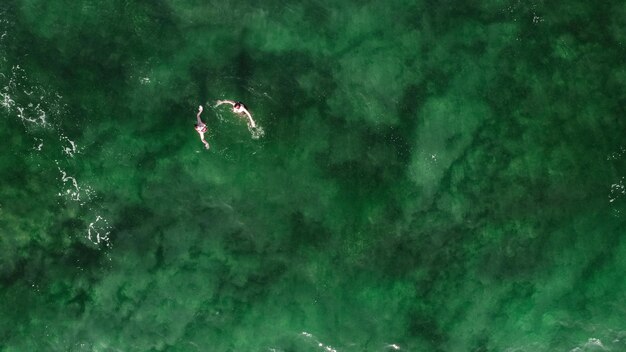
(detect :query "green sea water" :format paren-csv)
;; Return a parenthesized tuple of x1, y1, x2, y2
(1, 0, 626, 351)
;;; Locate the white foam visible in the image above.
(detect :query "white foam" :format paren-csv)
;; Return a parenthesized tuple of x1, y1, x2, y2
(1, 20, 111, 250)
(14, 103, 47, 125)
(33, 137, 43, 151)
(0, 65, 55, 128)
(61, 135, 80, 157)
(57, 167, 93, 204)
(609, 177, 625, 203)
(585, 338, 605, 349)
(0, 90, 14, 110)
(249, 125, 265, 139)
(300, 331, 338, 352)
(58, 169, 82, 202)
(569, 338, 608, 352)
(608, 146, 626, 161)
(88, 215, 111, 246)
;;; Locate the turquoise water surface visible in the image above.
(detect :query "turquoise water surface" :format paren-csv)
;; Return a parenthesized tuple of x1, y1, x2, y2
(1, 0, 626, 351)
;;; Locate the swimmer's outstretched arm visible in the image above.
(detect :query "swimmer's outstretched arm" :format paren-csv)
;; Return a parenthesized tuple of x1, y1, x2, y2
(242, 108, 256, 128)
(196, 105, 204, 124)
(215, 100, 236, 107)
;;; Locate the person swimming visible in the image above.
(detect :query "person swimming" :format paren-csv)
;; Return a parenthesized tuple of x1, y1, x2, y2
(215, 99, 256, 128)
(194, 105, 210, 149)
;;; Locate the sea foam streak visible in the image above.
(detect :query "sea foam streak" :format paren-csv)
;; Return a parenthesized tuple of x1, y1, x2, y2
(88, 216, 111, 246)
(608, 147, 626, 207)
(1, 19, 111, 248)
(609, 177, 625, 203)
(0, 65, 58, 128)
(300, 331, 338, 352)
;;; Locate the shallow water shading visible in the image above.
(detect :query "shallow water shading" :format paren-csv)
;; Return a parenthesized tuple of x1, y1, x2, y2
(1, 0, 626, 351)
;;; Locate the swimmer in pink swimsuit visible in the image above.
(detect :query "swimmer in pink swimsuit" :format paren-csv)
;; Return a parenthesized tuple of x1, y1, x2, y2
(215, 100, 256, 128)
(194, 105, 210, 149)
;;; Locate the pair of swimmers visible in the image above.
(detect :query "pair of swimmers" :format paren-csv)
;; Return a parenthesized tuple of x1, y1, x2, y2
(194, 100, 255, 149)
